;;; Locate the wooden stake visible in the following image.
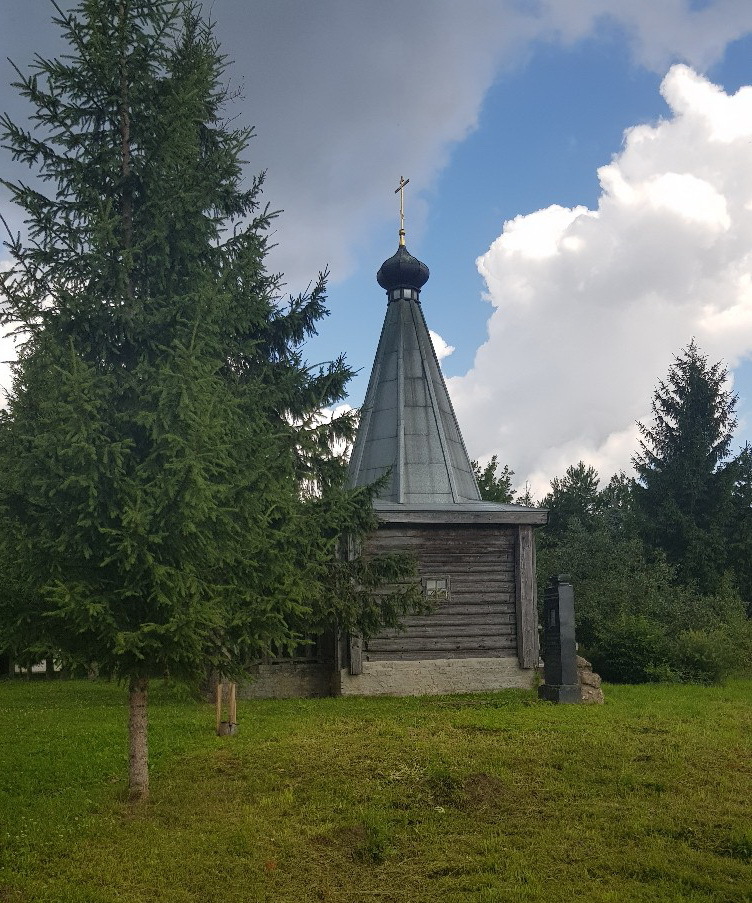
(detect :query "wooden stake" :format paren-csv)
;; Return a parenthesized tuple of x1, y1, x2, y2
(215, 679, 223, 734)
(228, 682, 237, 725)
(216, 678, 238, 736)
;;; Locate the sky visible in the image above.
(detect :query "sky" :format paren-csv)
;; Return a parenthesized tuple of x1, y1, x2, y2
(2, 1, 752, 498)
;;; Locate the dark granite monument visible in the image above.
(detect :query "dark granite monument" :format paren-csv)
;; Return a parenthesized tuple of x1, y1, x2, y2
(538, 574, 582, 703)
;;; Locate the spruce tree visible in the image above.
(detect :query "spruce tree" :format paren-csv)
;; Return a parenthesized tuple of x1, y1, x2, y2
(540, 461, 601, 541)
(633, 341, 736, 591)
(0, 1, 416, 800)
(728, 443, 752, 615)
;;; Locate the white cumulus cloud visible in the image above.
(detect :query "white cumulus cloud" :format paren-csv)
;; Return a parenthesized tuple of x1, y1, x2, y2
(429, 330, 455, 363)
(3, 3, 752, 407)
(449, 65, 752, 498)
(3, 1, 752, 297)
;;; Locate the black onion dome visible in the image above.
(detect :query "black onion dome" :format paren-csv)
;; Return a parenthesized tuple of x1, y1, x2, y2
(377, 244, 430, 293)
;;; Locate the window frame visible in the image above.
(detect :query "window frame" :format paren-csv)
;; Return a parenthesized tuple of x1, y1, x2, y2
(423, 576, 450, 602)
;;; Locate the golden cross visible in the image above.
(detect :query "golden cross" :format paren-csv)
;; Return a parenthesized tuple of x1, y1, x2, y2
(395, 176, 409, 246)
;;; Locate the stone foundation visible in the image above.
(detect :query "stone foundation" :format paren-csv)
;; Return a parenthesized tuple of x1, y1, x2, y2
(223, 656, 541, 700)
(236, 662, 332, 699)
(335, 657, 535, 697)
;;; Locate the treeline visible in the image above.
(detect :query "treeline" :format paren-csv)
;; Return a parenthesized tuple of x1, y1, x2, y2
(476, 342, 752, 684)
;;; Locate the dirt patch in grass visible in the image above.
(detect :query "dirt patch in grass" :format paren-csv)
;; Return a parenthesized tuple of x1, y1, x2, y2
(310, 823, 368, 853)
(0, 887, 26, 903)
(425, 769, 508, 811)
(460, 771, 507, 810)
(313, 820, 395, 864)
(210, 749, 245, 776)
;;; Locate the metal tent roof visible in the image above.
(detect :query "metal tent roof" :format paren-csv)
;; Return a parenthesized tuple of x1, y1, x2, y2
(348, 243, 481, 504)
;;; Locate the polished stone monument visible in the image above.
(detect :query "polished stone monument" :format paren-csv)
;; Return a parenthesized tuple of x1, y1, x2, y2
(538, 574, 582, 703)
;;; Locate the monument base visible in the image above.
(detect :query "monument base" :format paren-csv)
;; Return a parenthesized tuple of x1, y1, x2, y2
(538, 683, 582, 704)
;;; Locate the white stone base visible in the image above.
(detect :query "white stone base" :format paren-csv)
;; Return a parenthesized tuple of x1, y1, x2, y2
(334, 657, 535, 697)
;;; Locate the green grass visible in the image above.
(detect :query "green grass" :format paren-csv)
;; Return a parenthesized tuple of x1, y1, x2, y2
(1, 679, 750, 903)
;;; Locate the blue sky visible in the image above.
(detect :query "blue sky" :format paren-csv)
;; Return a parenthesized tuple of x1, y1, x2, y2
(320, 29, 673, 385)
(2, 2, 752, 496)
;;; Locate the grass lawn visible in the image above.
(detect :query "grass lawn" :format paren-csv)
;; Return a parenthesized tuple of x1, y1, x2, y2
(0, 679, 750, 903)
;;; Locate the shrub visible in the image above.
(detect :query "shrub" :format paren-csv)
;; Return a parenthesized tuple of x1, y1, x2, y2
(670, 628, 739, 684)
(537, 523, 678, 649)
(587, 616, 668, 684)
(735, 619, 752, 677)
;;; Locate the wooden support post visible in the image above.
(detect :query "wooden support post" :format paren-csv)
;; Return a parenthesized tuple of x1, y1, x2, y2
(339, 533, 363, 678)
(215, 680, 223, 734)
(515, 525, 539, 669)
(349, 634, 363, 675)
(228, 682, 237, 725)
(216, 679, 238, 736)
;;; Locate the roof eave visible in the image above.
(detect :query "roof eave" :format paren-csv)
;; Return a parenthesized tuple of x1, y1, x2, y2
(373, 500, 549, 526)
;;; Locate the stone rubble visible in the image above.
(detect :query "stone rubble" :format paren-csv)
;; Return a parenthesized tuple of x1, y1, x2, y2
(577, 655, 605, 704)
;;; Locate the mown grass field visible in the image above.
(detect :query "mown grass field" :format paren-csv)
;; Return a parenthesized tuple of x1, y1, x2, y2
(0, 679, 750, 903)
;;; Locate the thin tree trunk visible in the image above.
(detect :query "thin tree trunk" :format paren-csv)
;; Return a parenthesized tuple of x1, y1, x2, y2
(128, 675, 149, 801)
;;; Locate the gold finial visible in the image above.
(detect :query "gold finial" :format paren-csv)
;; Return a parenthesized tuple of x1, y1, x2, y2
(395, 176, 409, 246)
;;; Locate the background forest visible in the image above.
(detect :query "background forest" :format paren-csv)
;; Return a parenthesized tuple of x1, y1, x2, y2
(475, 340, 752, 685)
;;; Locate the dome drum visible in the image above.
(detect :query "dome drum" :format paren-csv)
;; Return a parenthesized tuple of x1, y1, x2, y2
(389, 287, 419, 302)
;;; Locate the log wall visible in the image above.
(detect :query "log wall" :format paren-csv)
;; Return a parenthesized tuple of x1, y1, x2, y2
(363, 524, 518, 661)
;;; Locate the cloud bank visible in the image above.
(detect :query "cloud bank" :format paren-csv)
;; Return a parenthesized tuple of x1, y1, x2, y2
(3, 1, 752, 294)
(449, 65, 752, 497)
(208, 0, 752, 291)
(3, 2, 752, 423)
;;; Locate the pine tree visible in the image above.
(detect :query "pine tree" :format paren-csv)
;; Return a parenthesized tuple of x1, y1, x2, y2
(541, 461, 601, 541)
(0, 1, 417, 800)
(633, 341, 736, 591)
(515, 483, 536, 507)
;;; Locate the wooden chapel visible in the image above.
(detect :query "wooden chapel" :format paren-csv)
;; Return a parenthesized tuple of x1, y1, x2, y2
(236, 183, 547, 699)
(335, 184, 547, 695)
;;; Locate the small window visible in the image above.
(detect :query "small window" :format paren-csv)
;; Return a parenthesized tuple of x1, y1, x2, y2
(424, 577, 450, 601)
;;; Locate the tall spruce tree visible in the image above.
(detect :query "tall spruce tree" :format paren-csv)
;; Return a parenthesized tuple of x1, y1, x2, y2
(633, 341, 736, 591)
(0, 1, 417, 800)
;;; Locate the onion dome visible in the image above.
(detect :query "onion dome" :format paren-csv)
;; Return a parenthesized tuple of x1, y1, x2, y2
(376, 244, 430, 301)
